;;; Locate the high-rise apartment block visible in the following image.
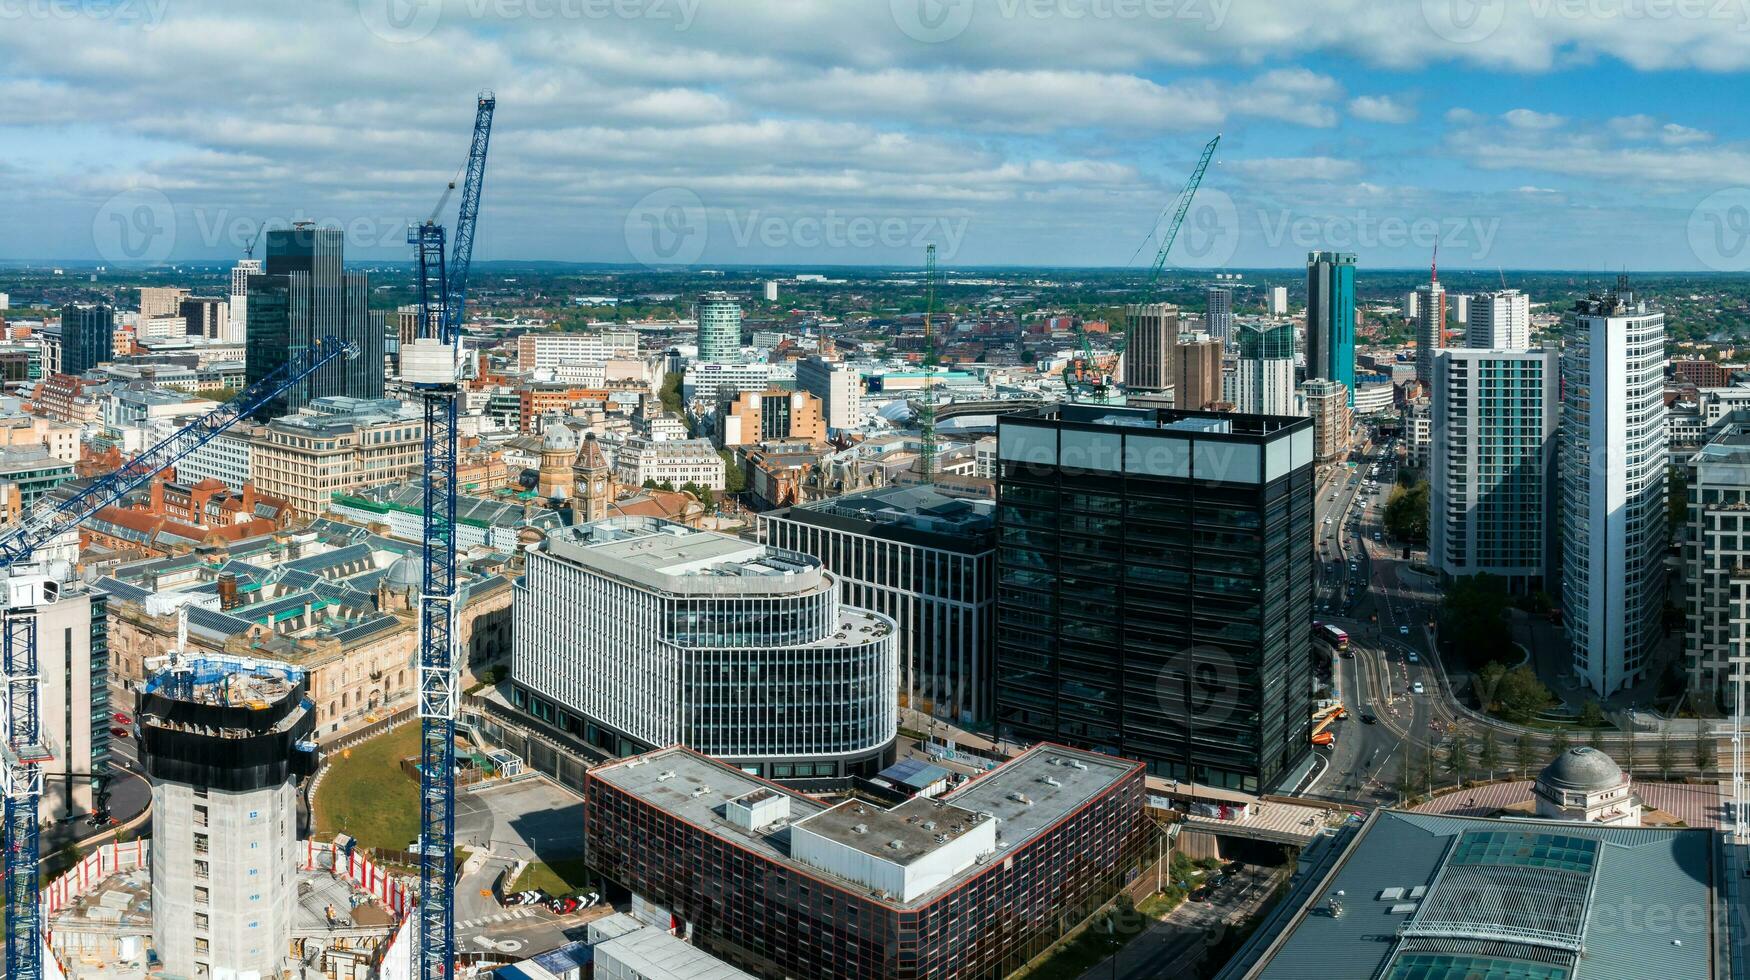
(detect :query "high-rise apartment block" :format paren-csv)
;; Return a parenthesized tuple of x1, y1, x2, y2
(1430, 348, 1560, 594)
(1415, 279, 1448, 385)
(762, 486, 996, 724)
(244, 225, 382, 419)
(1232, 321, 1297, 416)
(1305, 251, 1356, 403)
(1301, 378, 1351, 463)
(1269, 285, 1288, 316)
(992, 405, 1315, 791)
(60, 303, 114, 375)
(697, 291, 742, 362)
(1124, 302, 1180, 393)
(796, 354, 865, 430)
(138, 286, 190, 320)
(227, 258, 261, 343)
(1560, 286, 1667, 696)
(1466, 288, 1531, 350)
(1683, 415, 1750, 705)
(1205, 286, 1234, 345)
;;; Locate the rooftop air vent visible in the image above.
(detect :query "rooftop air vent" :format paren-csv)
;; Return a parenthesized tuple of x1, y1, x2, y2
(888, 840, 905, 850)
(656, 770, 677, 782)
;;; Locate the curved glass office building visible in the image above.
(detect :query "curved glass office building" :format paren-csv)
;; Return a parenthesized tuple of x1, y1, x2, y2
(512, 517, 898, 777)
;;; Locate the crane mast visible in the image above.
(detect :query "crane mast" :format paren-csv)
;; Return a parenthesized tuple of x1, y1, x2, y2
(405, 90, 494, 980)
(1, 335, 360, 980)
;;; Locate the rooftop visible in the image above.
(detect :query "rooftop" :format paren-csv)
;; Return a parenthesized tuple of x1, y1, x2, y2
(782, 485, 995, 539)
(591, 742, 1140, 909)
(1012, 403, 1311, 438)
(545, 517, 827, 597)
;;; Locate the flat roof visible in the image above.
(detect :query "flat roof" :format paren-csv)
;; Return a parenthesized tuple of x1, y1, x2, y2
(591, 742, 1139, 909)
(794, 796, 988, 867)
(544, 517, 829, 597)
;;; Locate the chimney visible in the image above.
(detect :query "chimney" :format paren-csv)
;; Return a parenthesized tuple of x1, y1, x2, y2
(149, 475, 165, 514)
(217, 572, 239, 611)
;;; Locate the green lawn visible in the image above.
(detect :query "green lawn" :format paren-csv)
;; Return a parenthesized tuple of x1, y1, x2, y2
(1011, 919, 1140, 980)
(512, 857, 595, 896)
(314, 723, 422, 852)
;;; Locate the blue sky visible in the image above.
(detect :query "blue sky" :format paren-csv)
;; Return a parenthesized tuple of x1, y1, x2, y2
(6, 0, 1750, 270)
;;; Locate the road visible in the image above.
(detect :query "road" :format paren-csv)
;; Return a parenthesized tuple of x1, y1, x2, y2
(1078, 864, 1283, 980)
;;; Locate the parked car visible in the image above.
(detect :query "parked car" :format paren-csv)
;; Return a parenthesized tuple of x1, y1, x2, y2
(112, 711, 132, 725)
(109, 726, 129, 739)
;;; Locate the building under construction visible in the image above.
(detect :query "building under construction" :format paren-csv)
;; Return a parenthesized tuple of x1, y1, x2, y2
(136, 652, 319, 979)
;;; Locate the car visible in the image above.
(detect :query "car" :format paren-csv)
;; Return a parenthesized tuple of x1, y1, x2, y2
(109, 726, 129, 739)
(1360, 712, 1377, 724)
(112, 711, 132, 725)
(1189, 887, 1212, 903)
(1408, 652, 1419, 664)
(1399, 625, 1410, 636)
(1411, 681, 1425, 695)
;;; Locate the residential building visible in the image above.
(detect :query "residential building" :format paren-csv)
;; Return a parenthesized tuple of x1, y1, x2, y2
(32, 567, 110, 827)
(1232, 321, 1297, 416)
(138, 655, 317, 980)
(614, 435, 725, 490)
(1683, 413, 1750, 704)
(1301, 378, 1351, 463)
(30, 373, 101, 424)
(764, 280, 779, 302)
(1214, 812, 1720, 980)
(1451, 292, 1470, 326)
(585, 743, 1152, 980)
(248, 399, 424, 518)
(1674, 359, 1740, 388)
(1269, 285, 1288, 315)
(718, 388, 825, 446)
(1205, 286, 1234, 345)
(796, 355, 865, 429)
(227, 258, 262, 343)
(1176, 337, 1224, 410)
(697, 291, 742, 362)
(1560, 285, 1667, 696)
(1466, 288, 1531, 349)
(1403, 289, 1419, 319)
(61, 303, 114, 375)
(514, 330, 639, 371)
(244, 225, 383, 419)
(138, 286, 190, 320)
(1305, 251, 1356, 402)
(512, 518, 898, 777)
(762, 486, 997, 724)
(1414, 276, 1447, 385)
(1124, 302, 1179, 392)
(993, 405, 1316, 791)
(1405, 399, 1432, 469)
(1430, 348, 1560, 594)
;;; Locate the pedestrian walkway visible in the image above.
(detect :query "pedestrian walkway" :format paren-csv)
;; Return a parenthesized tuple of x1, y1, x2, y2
(457, 906, 536, 931)
(1410, 779, 1723, 829)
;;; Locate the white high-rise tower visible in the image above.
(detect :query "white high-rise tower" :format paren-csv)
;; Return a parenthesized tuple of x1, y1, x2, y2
(1468, 288, 1531, 350)
(228, 258, 262, 343)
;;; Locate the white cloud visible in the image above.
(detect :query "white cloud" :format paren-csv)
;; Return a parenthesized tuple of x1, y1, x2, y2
(1504, 109, 1565, 130)
(1348, 94, 1416, 124)
(1229, 157, 1364, 183)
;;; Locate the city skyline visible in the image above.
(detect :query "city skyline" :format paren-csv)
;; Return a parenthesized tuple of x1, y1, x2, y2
(6, 2, 1750, 269)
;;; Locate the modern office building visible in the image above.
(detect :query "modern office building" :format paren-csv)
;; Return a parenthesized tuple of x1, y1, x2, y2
(1215, 812, 1722, 980)
(138, 286, 191, 319)
(1124, 302, 1180, 392)
(1300, 378, 1351, 464)
(179, 296, 229, 340)
(1205, 286, 1234, 345)
(796, 354, 864, 430)
(1232, 321, 1298, 416)
(992, 405, 1316, 792)
(514, 329, 640, 371)
(13, 558, 112, 827)
(1683, 414, 1750, 705)
(1466, 288, 1531, 350)
(1430, 348, 1560, 594)
(1305, 251, 1356, 402)
(511, 517, 898, 777)
(244, 225, 382, 419)
(762, 485, 996, 724)
(137, 653, 318, 980)
(1560, 284, 1667, 696)
(1414, 276, 1448, 385)
(227, 257, 262, 343)
(1177, 337, 1225, 410)
(59, 303, 114, 375)
(718, 388, 826, 446)
(697, 291, 743, 363)
(585, 742, 1153, 980)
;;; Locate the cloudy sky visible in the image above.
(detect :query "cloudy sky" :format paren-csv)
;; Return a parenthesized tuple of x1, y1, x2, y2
(8, 0, 1750, 270)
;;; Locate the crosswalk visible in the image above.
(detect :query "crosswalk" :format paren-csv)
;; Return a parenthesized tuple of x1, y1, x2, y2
(457, 907, 537, 931)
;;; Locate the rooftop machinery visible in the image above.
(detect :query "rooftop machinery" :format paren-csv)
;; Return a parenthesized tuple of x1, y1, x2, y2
(0, 335, 360, 980)
(403, 90, 495, 980)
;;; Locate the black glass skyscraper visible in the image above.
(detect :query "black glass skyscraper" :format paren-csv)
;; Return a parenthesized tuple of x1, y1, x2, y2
(992, 404, 1316, 793)
(60, 304, 114, 376)
(244, 224, 382, 419)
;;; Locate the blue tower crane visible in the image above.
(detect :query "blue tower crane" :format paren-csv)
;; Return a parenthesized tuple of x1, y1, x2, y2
(405, 90, 494, 980)
(0, 335, 359, 980)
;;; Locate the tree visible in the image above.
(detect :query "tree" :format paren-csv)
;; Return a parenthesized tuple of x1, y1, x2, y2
(1474, 661, 1553, 723)
(1588, 726, 1605, 751)
(1480, 729, 1501, 780)
(659, 371, 684, 415)
(1578, 700, 1605, 728)
(1514, 735, 1535, 777)
(1549, 728, 1571, 760)
(719, 450, 747, 494)
(1446, 736, 1472, 785)
(1656, 732, 1676, 780)
(1697, 734, 1718, 773)
(1383, 481, 1431, 544)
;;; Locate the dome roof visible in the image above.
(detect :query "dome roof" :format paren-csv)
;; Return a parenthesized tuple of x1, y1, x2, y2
(1538, 746, 1625, 793)
(542, 424, 578, 452)
(385, 555, 422, 589)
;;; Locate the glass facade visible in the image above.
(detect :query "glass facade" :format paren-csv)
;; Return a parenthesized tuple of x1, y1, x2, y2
(245, 226, 381, 420)
(992, 407, 1316, 792)
(1305, 251, 1356, 404)
(61, 303, 114, 376)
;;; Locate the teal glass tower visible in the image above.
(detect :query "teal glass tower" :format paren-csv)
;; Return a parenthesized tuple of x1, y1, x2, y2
(1306, 251, 1356, 404)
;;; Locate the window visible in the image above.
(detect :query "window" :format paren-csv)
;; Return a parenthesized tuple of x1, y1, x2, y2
(194, 886, 209, 905)
(194, 833, 209, 854)
(194, 860, 209, 880)
(194, 912, 209, 930)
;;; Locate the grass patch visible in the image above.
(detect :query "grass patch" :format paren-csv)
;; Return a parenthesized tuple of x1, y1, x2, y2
(314, 723, 421, 852)
(512, 857, 596, 897)
(1011, 914, 1142, 980)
